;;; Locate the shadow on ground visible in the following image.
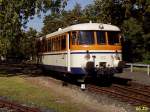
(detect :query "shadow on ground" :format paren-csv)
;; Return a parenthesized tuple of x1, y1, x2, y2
(0, 63, 43, 77)
(111, 76, 132, 86)
(0, 63, 132, 87)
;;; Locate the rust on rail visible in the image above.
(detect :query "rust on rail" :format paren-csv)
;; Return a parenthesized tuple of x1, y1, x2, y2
(0, 99, 41, 112)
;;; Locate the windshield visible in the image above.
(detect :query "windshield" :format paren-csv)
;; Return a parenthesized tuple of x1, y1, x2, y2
(107, 32, 120, 45)
(96, 31, 106, 44)
(71, 31, 94, 45)
(78, 31, 94, 45)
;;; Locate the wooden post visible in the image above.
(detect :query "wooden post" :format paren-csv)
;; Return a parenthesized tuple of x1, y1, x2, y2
(131, 64, 133, 72)
(148, 65, 150, 76)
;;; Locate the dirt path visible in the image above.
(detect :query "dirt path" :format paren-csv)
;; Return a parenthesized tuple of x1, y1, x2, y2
(25, 76, 128, 112)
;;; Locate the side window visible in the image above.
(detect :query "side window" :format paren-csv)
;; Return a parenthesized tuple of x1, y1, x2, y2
(72, 32, 77, 45)
(41, 39, 44, 52)
(52, 38, 55, 51)
(96, 31, 106, 44)
(46, 40, 48, 52)
(54, 38, 57, 51)
(56, 37, 60, 51)
(55, 37, 58, 51)
(48, 39, 51, 52)
(58, 37, 61, 51)
(61, 35, 66, 50)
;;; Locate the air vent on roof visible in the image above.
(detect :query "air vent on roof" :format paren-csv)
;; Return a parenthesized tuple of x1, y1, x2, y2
(58, 28, 62, 31)
(99, 23, 104, 29)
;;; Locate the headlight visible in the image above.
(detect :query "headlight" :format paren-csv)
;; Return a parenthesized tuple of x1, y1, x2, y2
(115, 50, 120, 60)
(84, 50, 90, 60)
(113, 59, 120, 67)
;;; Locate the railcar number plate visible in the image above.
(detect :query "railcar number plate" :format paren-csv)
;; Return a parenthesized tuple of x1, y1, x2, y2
(100, 56, 106, 60)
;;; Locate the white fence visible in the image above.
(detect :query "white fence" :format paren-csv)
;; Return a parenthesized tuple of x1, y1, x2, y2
(126, 63, 150, 76)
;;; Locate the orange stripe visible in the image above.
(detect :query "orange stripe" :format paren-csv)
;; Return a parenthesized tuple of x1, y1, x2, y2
(70, 45, 122, 50)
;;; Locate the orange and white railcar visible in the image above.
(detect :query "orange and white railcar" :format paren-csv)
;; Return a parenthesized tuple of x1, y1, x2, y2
(37, 22, 124, 79)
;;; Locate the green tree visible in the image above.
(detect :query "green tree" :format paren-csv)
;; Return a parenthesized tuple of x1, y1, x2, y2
(21, 28, 37, 60)
(42, 3, 86, 34)
(0, 0, 67, 60)
(41, 0, 150, 63)
(42, 13, 65, 34)
(121, 0, 150, 62)
(0, 37, 10, 58)
(0, 0, 67, 38)
(122, 18, 144, 62)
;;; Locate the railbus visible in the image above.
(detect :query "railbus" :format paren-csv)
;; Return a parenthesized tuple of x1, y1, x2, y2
(37, 22, 124, 82)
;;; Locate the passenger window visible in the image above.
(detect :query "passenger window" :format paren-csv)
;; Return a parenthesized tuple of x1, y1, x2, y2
(57, 37, 61, 51)
(58, 38, 61, 51)
(61, 36, 66, 50)
(54, 39, 57, 51)
(96, 31, 106, 44)
(42, 37, 47, 52)
(56, 37, 59, 51)
(48, 39, 51, 51)
(52, 38, 55, 51)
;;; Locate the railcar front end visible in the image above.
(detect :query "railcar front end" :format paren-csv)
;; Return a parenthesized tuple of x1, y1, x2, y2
(69, 30, 124, 80)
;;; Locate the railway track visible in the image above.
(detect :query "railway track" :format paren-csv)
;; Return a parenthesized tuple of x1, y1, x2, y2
(87, 83, 150, 107)
(0, 98, 41, 112)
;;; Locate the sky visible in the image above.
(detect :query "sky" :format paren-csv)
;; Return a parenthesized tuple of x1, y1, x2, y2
(26, 0, 93, 32)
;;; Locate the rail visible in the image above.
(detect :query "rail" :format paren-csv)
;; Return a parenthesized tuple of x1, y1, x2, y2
(0, 98, 41, 112)
(126, 63, 150, 76)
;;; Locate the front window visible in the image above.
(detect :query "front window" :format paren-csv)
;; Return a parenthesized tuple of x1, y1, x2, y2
(78, 31, 94, 45)
(72, 31, 94, 45)
(72, 32, 77, 45)
(96, 31, 106, 44)
(107, 32, 120, 45)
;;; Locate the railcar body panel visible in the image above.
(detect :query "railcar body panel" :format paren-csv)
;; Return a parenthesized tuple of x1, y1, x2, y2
(39, 52, 68, 72)
(40, 50, 122, 74)
(37, 23, 124, 78)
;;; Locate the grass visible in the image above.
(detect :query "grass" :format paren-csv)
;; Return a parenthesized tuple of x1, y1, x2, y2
(132, 67, 148, 72)
(140, 60, 150, 64)
(0, 75, 78, 112)
(126, 66, 148, 72)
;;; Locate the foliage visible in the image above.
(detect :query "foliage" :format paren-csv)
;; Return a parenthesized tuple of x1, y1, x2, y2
(0, 37, 10, 56)
(122, 18, 144, 62)
(0, 0, 67, 60)
(1, 0, 150, 63)
(21, 28, 37, 60)
(42, 0, 150, 63)
(42, 3, 85, 34)
(120, 0, 150, 62)
(5, 28, 38, 61)
(0, 0, 67, 38)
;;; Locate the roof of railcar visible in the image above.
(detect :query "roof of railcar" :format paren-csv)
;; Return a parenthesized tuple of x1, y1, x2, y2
(44, 23, 120, 38)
